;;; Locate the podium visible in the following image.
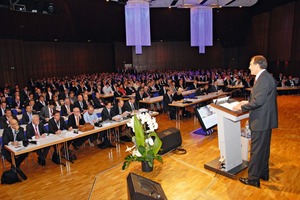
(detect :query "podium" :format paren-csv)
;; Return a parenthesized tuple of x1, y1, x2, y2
(204, 103, 249, 178)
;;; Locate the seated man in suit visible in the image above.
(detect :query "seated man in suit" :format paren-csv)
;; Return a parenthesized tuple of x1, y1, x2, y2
(73, 94, 88, 113)
(48, 110, 73, 161)
(98, 102, 115, 149)
(190, 80, 198, 90)
(61, 98, 74, 117)
(21, 105, 34, 124)
(39, 101, 56, 124)
(49, 110, 72, 134)
(195, 84, 209, 96)
(26, 115, 50, 166)
(208, 81, 219, 93)
(101, 101, 113, 121)
(11, 95, 23, 114)
(91, 92, 105, 109)
(111, 99, 130, 121)
(135, 88, 145, 109)
(0, 109, 19, 129)
(123, 96, 137, 113)
(0, 101, 7, 117)
(162, 89, 176, 120)
(34, 95, 46, 112)
(67, 107, 87, 149)
(2, 119, 28, 180)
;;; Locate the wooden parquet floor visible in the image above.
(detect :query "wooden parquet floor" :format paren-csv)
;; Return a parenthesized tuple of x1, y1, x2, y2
(0, 95, 299, 200)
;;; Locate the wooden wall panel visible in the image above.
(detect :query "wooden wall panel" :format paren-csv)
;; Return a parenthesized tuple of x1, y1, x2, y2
(268, 2, 295, 61)
(0, 40, 114, 87)
(132, 41, 224, 71)
(251, 13, 269, 56)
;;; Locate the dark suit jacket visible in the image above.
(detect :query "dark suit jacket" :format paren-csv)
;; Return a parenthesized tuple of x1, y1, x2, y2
(123, 101, 137, 112)
(242, 70, 278, 131)
(173, 93, 183, 101)
(114, 90, 122, 98)
(190, 83, 198, 90)
(92, 98, 105, 109)
(194, 88, 206, 96)
(67, 114, 85, 129)
(61, 104, 74, 116)
(11, 100, 24, 110)
(73, 100, 88, 112)
(21, 112, 33, 124)
(0, 115, 19, 129)
(125, 87, 136, 95)
(26, 122, 48, 139)
(34, 101, 46, 112)
(101, 107, 113, 121)
(111, 105, 124, 117)
(48, 117, 69, 133)
(208, 85, 219, 93)
(163, 93, 173, 112)
(2, 127, 26, 153)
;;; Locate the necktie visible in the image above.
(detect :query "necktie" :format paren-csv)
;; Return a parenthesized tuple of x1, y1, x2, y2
(80, 101, 83, 109)
(76, 116, 79, 126)
(34, 125, 39, 137)
(56, 121, 60, 128)
(131, 103, 134, 111)
(13, 130, 17, 142)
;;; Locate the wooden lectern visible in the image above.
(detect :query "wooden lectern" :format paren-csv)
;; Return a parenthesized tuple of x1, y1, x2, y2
(205, 103, 249, 178)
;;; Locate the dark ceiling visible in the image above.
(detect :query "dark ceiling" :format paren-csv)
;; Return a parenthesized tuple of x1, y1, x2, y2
(0, 0, 296, 46)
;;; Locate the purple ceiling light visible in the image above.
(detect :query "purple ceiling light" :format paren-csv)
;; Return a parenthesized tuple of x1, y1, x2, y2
(125, 0, 151, 54)
(190, 6, 213, 53)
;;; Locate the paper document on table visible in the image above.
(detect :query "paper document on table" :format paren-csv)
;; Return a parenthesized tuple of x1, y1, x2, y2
(219, 102, 240, 111)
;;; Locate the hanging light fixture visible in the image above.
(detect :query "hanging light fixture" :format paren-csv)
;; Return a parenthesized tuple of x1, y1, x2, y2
(125, 0, 151, 54)
(190, 6, 213, 53)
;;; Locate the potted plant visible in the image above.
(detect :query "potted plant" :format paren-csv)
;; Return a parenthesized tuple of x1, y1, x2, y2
(122, 112, 163, 172)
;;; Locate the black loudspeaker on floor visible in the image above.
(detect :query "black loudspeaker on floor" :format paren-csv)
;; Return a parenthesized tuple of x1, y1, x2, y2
(157, 127, 182, 155)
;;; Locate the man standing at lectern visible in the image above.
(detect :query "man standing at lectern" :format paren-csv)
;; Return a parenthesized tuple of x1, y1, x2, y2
(233, 55, 278, 188)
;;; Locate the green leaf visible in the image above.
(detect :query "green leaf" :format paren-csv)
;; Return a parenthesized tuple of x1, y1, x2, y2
(149, 132, 162, 156)
(146, 151, 154, 164)
(133, 115, 145, 147)
(155, 155, 163, 163)
(138, 145, 146, 155)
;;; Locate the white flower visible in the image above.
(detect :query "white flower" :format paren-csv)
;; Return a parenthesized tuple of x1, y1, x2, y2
(126, 117, 135, 132)
(146, 137, 154, 146)
(132, 149, 142, 157)
(125, 145, 135, 152)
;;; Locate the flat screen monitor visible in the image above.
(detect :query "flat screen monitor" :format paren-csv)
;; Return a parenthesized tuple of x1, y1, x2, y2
(194, 105, 217, 131)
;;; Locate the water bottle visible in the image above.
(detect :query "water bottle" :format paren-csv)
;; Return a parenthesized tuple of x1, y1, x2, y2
(245, 120, 251, 139)
(245, 120, 249, 130)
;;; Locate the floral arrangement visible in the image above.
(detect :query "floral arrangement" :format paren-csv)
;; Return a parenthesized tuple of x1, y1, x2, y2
(122, 112, 163, 170)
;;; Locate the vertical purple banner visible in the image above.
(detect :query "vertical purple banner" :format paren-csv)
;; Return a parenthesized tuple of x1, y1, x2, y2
(125, 0, 151, 54)
(191, 6, 213, 53)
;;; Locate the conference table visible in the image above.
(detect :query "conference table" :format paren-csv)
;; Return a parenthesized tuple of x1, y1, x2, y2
(168, 91, 229, 128)
(139, 89, 196, 105)
(4, 111, 159, 174)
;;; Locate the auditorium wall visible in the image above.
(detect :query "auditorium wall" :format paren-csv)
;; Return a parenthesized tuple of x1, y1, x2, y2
(0, 40, 114, 86)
